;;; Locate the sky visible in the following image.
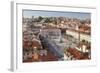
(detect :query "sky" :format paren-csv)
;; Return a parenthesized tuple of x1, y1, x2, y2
(23, 10, 91, 20)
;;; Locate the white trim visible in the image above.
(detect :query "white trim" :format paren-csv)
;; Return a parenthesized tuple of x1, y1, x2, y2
(15, 0, 96, 9)
(11, 1, 17, 71)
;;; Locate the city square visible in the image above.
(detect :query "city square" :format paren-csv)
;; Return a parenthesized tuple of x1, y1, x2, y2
(22, 10, 91, 62)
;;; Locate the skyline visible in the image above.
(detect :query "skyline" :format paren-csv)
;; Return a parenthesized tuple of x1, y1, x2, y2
(23, 10, 91, 20)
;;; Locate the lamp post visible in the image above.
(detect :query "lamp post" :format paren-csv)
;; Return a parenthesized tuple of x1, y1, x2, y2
(78, 24, 80, 49)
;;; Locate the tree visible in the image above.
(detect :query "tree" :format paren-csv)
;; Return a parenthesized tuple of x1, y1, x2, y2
(38, 16, 43, 22)
(44, 18, 51, 23)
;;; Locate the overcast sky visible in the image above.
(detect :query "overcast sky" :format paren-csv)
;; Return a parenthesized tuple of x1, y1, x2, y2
(23, 10, 91, 20)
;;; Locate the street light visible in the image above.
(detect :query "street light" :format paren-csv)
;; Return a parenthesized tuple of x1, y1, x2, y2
(78, 24, 80, 48)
